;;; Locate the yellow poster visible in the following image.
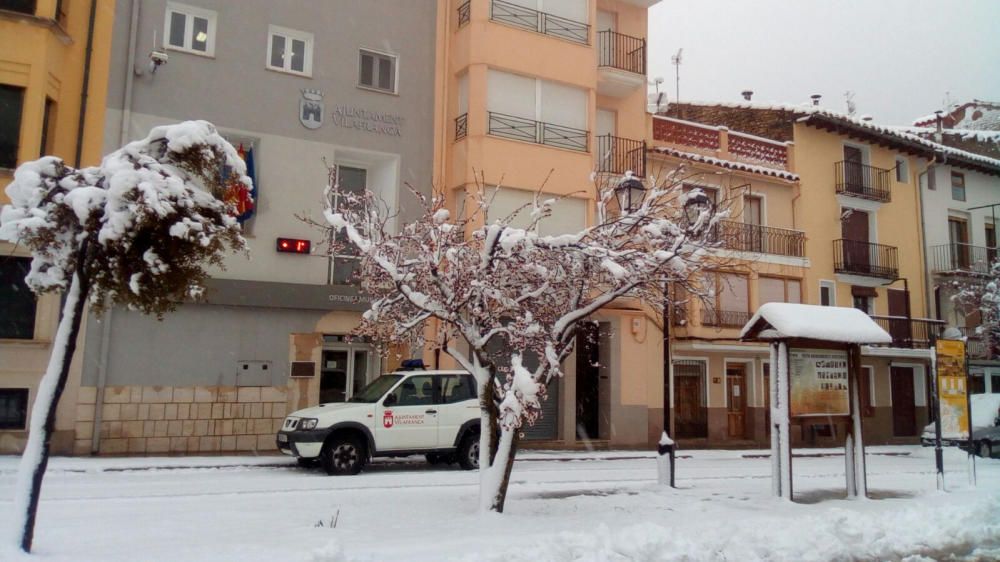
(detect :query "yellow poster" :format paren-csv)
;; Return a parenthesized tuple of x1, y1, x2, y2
(790, 349, 850, 417)
(935, 339, 969, 438)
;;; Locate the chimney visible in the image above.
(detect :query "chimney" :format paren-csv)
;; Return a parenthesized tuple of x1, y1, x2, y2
(810, 94, 822, 106)
(934, 110, 944, 143)
(741, 90, 753, 101)
(861, 115, 873, 123)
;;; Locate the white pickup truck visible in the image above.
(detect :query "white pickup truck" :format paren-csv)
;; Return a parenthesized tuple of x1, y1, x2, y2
(276, 369, 481, 475)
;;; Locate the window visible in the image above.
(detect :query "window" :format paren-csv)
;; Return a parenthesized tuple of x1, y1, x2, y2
(165, 2, 217, 56)
(951, 172, 966, 202)
(0, 84, 24, 169)
(489, 187, 587, 236)
(39, 98, 55, 156)
(387, 375, 436, 406)
(895, 157, 908, 183)
(267, 25, 313, 76)
(704, 272, 749, 327)
(852, 295, 873, 315)
(328, 166, 366, 285)
(759, 277, 801, 305)
(486, 69, 588, 150)
(819, 280, 836, 307)
(1, 258, 36, 339)
(441, 375, 477, 403)
(0, 0, 36, 15)
(358, 49, 396, 93)
(0, 389, 29, 429)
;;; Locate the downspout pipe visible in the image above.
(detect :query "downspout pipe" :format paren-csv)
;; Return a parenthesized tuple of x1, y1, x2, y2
(73, 0, 98, 167)
(93, 0, 140, 454)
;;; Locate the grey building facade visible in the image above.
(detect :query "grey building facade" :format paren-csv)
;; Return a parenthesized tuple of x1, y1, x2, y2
(75, 0, 438, 455)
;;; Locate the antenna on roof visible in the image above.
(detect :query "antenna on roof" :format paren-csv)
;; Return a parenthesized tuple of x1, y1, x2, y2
(844, 91, 857, 117)
(671, 48, 683, 102)
(741, 90, 753, 101)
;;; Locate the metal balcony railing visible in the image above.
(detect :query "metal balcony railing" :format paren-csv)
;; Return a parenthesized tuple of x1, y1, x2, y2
(490, 0, 589, 44)
(457, 0, 470, 27)
(715, 220, 806, 258)
(958, 327, 992, 360)
(671, 304, 688, 326)
(930, 243, 997, 275)
(701, 308, 751, 328)
(833, 239, 898, 279)
(835, 160, 892, 202)
(455, 113, 468, 141)
(488, 111, 588, 152)
(869, 316, 945, 349)
(597, 30, 645, 75)
(595, 134, 645, 176)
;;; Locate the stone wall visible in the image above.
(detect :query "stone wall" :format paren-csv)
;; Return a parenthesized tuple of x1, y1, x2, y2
(74, 385, 289, 455)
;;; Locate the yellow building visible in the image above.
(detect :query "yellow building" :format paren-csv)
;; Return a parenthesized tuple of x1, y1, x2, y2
(656, 102, 948, 446)
(1, 0, 114, 454)
(433, 0, 664, 447)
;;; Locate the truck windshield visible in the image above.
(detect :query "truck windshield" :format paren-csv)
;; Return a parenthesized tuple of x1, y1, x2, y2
(348, 375, 403, 403)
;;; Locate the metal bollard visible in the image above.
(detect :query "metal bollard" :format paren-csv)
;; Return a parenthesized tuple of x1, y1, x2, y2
(657, 431, 676, 488)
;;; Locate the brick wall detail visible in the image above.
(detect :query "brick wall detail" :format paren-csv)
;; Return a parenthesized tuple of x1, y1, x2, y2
(74, 385, 289, 455)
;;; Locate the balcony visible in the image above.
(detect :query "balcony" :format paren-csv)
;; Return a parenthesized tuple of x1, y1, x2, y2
(869, 316, 945, 349)
(597, 30, 646, 97)
(652, 117, 792, 172)
(701, 308, 752, 329)
(595, 134, 646, 176)
(488, 111, 589, 152)
(835, 160, 892, 202)
(930, 243, 997, 276)
(714, 220, 806, 258)
(833, 239, 898, 280)
(490, 0, 589, 45)
(958, 327, 993, 360)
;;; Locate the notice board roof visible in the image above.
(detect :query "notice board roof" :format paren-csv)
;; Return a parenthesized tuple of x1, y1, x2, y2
(740, 303, 892, 345)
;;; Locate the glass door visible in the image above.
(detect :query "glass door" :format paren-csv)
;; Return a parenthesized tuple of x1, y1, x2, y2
(319, 342, 375, 403)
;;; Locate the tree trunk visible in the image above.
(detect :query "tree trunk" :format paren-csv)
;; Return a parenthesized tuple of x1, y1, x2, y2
(13, 269, 90, 552)
(491, 428, 521, 513)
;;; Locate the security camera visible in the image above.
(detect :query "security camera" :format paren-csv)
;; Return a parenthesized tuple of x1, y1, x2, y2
(149, 49, 168, 73)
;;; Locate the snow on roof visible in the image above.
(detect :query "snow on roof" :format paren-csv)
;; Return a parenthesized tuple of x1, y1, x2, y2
(892, 126, 1000, 143)
(666, 101, 1000, 174)
(649, 146, 800, 182)
(740, 303, 892, 344)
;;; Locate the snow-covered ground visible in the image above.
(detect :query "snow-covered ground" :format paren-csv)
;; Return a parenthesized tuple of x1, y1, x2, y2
(1, 446, 998, 561)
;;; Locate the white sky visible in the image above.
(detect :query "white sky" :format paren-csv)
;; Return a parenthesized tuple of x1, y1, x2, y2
(647, 0, 1000, 125)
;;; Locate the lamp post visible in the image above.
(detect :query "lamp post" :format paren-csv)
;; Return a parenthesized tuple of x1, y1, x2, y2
(614, 174, 646, 214)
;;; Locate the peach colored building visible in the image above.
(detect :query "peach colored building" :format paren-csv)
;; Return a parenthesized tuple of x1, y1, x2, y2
(433, 0, 665, 447)
(1, 0, 115, 454)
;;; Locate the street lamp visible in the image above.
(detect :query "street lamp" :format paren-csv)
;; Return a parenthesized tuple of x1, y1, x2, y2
(683, 190, 713, 230)
(614, 174, 646, 214)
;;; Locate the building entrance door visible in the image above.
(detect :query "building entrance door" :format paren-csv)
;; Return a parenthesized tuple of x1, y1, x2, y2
(890, 366, 917, 436)
(320, 338, 374, 404)
(726, 364, 747, 438)
(674, 361, 707, 438)
(575, 321, 601, 440)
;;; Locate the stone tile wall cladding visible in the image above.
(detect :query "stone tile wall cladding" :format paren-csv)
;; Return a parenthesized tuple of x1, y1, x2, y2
(74, 385, 289, 455)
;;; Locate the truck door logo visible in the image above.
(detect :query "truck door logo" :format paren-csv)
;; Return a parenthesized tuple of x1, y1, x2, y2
(383, 410, 394, 428)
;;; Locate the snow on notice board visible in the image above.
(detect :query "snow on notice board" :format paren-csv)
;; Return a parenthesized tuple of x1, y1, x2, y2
(741, 302, 892, 344)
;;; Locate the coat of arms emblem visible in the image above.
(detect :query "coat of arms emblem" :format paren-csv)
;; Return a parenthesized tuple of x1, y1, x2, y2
(299, 89, 324, 129)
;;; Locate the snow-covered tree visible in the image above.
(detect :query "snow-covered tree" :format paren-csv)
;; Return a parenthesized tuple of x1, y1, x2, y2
(0, 121, 251, 552)
(953, 258, 1000, 358)
(321, 166, 722, 513)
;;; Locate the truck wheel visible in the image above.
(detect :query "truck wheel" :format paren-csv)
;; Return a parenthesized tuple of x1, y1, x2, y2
(457, 433, 479, 470)
(978, 440, 993, 459)
(321, 436, 367, 475)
